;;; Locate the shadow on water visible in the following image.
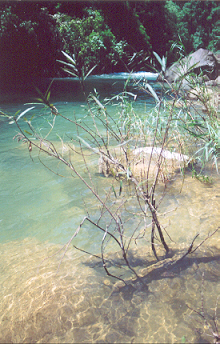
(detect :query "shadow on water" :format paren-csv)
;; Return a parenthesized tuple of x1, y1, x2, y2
(0, 74, 160, 104)
(83, 244, 220, 294)
(0, 239, 219, 343)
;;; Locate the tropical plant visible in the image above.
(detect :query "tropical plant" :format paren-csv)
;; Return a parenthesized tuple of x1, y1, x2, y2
(164, 0, 220, 54)
(53, 8, 127, 75)
(0, 3, 62, 83)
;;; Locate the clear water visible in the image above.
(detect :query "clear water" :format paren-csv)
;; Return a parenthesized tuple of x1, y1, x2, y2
(0, 76, 219, 343)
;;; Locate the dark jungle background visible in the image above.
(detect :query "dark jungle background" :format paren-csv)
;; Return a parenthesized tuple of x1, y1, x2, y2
(0, 0, 219, 88)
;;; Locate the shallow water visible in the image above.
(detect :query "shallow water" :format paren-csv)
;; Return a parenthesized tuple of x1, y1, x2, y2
(0, 77, 219, 343)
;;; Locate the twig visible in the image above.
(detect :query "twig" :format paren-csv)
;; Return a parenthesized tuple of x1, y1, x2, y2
(191, 227, 219, 254)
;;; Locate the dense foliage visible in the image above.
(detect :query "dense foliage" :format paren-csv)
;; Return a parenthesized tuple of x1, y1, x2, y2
(54, 8, 128, 75)
(0, 3, 62, 84)
(165, 0, 220, 54)
(0, 1, 219, 85)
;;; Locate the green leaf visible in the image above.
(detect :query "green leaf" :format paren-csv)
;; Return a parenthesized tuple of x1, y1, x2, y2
(181, 335, 186, 343)
(112, 185, 117, 198)
(61, 68, 78, 78)
(84, 64, 97, 79)
(45, 79, 54, 99)
(46, 91, 51, 101)
(161, 55, 167, 72)
(145, 83, 159, 102)
(90, 94, 106, 110)
(153, 52, 163, 66)
(119, 180, 123, 196)
(61, 51, 76, 65)
(35, 87, 45, 100)
(16, 107, 35, 121)
(24, 130, 32, 136)
(126, 167, 131, 179)
(24, 102, 43, 106)
(124, 74, 132, 91)
(57, 60, 78, 72)
(153, 52, 167, 72)
(137, 179, 147, 188)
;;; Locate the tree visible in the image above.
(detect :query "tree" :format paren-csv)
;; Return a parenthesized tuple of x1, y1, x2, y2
(0, 3, 63, 85)
(165, 1, 220, 55)
(53, 8, 127, 75)
(130, 2, 172, 58)
(99, 2, 152, 61)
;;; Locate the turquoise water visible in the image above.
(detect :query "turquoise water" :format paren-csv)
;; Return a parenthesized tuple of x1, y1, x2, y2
(0, 76, 155, 244)
(0, 76, 219, 343)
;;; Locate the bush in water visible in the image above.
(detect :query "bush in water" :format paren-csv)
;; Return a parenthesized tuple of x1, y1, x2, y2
(5, 50, 219, 289)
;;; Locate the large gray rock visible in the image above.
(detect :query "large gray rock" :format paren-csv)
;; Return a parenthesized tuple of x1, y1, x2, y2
(158, 48, 218, 86)
(205, 75, 220, 86)
(98, 146, 191, 181)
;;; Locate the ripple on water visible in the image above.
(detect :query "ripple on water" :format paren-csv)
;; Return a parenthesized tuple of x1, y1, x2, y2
(0, 237, 219, 343)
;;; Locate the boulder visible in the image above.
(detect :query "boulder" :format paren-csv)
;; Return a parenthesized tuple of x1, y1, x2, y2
(186, 85, 220, 112)
(205, 75, 220, 86)
(158, 48, 218, 86)
(133, 147, 189, 162)
(98, 147, 191, 182)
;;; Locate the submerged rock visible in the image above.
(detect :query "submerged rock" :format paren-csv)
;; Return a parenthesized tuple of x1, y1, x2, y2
(98, 146, 192, 181)
(133, 147, 189, 162)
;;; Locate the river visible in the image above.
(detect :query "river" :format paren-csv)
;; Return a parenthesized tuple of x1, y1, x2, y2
(0, 74, 219, 343)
